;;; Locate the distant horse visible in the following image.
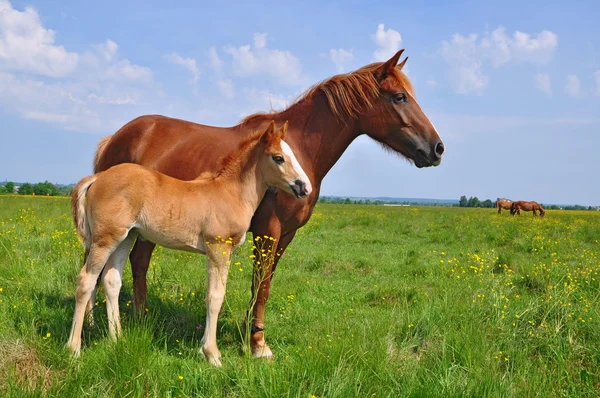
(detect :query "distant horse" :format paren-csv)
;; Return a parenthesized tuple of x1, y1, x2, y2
(67, 121, 310, 366)
(511, 201, 546, 217)
(495, 198, 513, 214)
(92, 49, 444, 358)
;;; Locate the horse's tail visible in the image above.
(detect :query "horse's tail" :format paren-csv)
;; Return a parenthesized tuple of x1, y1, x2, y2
(71, 175, 98, 250)
(93, 135, 112, 173)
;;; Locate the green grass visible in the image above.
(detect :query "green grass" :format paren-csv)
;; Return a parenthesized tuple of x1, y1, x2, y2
(1, 195, 599, 397)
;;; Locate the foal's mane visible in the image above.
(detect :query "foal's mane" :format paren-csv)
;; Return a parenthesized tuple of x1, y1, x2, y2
(213, 129, 267, 178)
(241, 63, 414, 126)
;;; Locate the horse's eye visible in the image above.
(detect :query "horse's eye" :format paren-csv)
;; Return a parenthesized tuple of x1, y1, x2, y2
(272, 155, 284, 164)
(392, 93, 407, 104)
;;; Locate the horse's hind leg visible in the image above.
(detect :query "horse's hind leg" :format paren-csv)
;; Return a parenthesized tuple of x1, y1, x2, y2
(103, 232, 137, 341)
(129, 238, 156, 315)
(66, 244, 114, 356)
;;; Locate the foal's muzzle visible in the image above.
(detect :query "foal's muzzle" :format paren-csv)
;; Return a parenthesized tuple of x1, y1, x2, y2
(290, 179, 310, 198)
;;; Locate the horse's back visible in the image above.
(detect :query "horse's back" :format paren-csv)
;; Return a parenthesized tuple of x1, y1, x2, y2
(94, 115, 242, 180)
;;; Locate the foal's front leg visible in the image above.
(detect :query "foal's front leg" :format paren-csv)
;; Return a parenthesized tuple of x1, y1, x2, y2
(201, 242, 231, 367)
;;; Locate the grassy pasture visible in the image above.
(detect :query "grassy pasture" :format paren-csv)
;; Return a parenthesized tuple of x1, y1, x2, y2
(0, 195, 599, 397)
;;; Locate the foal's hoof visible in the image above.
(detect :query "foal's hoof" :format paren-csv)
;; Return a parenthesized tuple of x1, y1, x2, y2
(251, 343, 273, 359)
(65, 343, 81, 358)
(201, 347, 222, 367)
(208, 356, 222, 367)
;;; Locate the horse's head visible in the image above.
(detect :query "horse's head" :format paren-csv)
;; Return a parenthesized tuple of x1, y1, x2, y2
(260, 121, 312, 198)
(358, 50, 444, 168)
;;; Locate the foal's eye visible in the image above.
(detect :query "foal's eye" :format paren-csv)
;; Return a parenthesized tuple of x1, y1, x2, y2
(272, 155, 284, 164)
(392, 93, 407, 104)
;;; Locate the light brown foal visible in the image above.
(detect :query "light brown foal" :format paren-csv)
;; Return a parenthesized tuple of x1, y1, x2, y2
(67, 121, 311, 366)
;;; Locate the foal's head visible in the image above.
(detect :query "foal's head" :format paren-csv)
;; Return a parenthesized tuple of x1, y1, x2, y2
(259, 121, 312, 198)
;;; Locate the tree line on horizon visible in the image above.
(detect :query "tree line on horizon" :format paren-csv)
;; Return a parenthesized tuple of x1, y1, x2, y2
(0, 181, 72, 196)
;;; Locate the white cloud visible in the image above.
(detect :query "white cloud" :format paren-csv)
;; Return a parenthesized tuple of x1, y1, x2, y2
(242, 89, 290, 116)
(0, 1, 155, 132)
(372, 24, 402, 62)
(208, 47, 223, 71)
(217, 79, 234, 99)
(441, 26, 558, 95)
(96, 39, 118, 62)
(164, 52, 200, 88)
(0, 71, 103, 131)
(0, 0, 79, 77)
(253, 33, 267, 49)
(223, 33, 305, 85)
(426, 79, 438, 88)
(534, 73, 552, 96)
(104, 59, 152, 84)
(565, 74, 581, 98)
(329, 48, 354, 72)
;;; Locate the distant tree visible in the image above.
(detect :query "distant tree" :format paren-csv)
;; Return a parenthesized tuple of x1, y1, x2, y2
(344, 198, 352, 204)
(33, 181, 58, 196)
(365, 199, 371, 205)
(459, 195, 468, 207)
(4, 181, 14, 194)
(467, 196, 481, 208)
(19, 183, 33, 195)
(0, 185, 5, 194)
(482, 199, 494, 208)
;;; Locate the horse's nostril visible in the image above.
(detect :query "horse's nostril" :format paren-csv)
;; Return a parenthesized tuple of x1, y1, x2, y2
(435, 142, 445, 157)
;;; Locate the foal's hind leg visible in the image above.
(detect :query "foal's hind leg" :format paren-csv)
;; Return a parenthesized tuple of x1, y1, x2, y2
(66, 244, 114, 356)
(201, 243, 232, 367)
(103, 232, 137, 341)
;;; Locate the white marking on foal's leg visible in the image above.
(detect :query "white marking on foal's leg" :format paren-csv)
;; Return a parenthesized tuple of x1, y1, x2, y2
(103, 233, 136, 341)
(280, 140, 312, 193)
(66, 246, 112, 356)
(201, 244, 231, 367)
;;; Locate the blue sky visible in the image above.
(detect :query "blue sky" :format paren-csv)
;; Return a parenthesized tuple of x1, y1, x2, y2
(1, 0, 599, 205)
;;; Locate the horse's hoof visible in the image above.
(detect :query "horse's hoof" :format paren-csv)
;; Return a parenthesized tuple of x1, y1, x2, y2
(208, 356, 222, 367)
(251, 344, 273, 359)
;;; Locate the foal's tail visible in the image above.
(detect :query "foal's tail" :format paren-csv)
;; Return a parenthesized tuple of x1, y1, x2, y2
(71, 175, 98, 250)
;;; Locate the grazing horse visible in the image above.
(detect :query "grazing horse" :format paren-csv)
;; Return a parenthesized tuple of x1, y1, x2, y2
(92, 49, 444, 358)
(68, 122, 310, 366)
(495, 198, 513, 214)
(511, 201, 546, 217)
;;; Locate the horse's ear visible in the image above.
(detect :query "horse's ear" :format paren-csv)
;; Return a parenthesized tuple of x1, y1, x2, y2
(374, 49, 404, 81)
(397, 56, 408, 70)
(279, 121, 288, 140)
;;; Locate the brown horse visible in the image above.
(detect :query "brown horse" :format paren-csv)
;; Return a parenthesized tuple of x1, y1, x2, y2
(93, 49, 444, 358)
(511, 201, 546, 217)
(68, 122, 309, 365)
(495, 198, 513, 214)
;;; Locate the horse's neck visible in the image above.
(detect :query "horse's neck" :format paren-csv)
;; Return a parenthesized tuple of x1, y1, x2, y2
(277, 94, 361, 184)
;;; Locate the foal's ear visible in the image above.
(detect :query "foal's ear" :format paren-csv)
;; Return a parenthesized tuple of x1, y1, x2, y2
(279, 121, 288, 140)
(374, 49, 404, 81)
(264, 120, 276, 139)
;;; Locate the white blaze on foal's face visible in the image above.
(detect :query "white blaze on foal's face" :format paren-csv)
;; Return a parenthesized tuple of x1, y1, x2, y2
(262, 136, 312, 199)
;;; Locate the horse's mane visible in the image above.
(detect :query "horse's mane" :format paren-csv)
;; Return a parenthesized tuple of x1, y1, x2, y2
(241, 63, 414, 126)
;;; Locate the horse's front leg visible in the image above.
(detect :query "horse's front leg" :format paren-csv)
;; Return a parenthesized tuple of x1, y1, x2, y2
(201, 242, 231, 367)
(247, 228, 297, 359)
